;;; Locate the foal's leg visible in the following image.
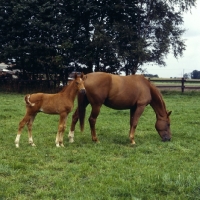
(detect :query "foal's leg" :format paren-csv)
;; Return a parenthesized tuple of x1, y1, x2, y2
(129, 105, 145, 145)
(68, 108, 79, 143)
(56, 113, 67, 147)
(15, 113, 33, 148)
(89, 105, 101, 142)
(27, 114, 37, 147)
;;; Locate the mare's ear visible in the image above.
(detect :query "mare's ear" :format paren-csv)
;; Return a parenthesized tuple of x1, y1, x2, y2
(167, 111, 172, 116)
(82, 74, 87, 81)
(74, 73, 77, 79)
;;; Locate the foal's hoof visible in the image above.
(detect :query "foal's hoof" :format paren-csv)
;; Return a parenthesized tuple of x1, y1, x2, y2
(15, 144, 19, 148)
(130, 141, 136, 145)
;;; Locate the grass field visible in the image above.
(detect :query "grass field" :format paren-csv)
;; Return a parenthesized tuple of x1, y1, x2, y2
(1, 91, 200, 199)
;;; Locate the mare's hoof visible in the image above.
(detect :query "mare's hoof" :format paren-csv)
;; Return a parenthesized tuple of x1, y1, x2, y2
(92, 138, 99, 143)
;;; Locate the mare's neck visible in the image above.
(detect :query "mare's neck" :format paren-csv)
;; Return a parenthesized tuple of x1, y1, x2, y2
(150, 85, 167, 120)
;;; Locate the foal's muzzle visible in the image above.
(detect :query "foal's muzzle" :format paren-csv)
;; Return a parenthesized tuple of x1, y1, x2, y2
(79, 89, 86, 94)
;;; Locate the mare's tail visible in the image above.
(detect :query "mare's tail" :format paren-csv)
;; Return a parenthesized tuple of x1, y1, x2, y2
(24, 94, 35, 106)
(78, 92, 88, 132)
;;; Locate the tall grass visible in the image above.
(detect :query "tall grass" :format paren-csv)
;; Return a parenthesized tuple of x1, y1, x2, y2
(1, 91, 200, 199)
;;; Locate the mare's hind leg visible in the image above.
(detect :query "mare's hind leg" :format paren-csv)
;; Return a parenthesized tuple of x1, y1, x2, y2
(56, 113, 67, 147)
(89, 105, 101, 142)
(129, 105, 145, 145)
(68, 108, 79, 143)
(15, 114, 33, 148)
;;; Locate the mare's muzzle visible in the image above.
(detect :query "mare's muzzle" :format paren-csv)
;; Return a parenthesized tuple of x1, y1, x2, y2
(162, 137, 171, 142)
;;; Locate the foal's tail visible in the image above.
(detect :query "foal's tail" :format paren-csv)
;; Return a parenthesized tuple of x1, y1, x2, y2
(25, 94, 35, 106)
(78, 92, 88, 132)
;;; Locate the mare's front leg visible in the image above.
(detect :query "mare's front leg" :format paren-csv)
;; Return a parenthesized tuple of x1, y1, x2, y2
(129, 105, 145, 145)
(68, 108, 79, 143)
(89, 105, 101, 142)
(56, 112, 67, 147)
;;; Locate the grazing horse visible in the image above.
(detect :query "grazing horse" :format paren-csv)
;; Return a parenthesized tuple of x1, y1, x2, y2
(15, 73, 85, 148)
(68, 72, 172, 145)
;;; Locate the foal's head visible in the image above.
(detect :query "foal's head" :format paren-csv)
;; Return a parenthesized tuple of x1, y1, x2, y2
(155, 111, 172, 142)
(74, 73, 86, 94)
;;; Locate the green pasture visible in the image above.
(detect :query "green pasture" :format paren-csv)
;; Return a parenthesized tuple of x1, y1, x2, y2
(0, 91, 200, 199)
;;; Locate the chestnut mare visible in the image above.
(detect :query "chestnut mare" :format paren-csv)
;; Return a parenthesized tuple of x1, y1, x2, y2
(68, 72, 172, 144)
(15, 73, 85, 148)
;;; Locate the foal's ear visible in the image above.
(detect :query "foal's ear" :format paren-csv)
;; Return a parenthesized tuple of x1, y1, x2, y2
(167, 111, 172, 116)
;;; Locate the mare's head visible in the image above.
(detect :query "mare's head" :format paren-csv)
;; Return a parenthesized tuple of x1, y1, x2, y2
(74, 73, 86, 94)
(155, 111, 172, 142)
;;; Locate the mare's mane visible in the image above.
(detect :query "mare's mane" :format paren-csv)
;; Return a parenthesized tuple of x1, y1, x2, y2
(149, 81, 167, 115)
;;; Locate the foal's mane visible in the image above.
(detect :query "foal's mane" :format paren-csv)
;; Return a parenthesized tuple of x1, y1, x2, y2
(59, 84, 70, 93)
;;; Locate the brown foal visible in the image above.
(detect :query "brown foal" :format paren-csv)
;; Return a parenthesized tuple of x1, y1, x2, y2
(15, 73, 85, 148)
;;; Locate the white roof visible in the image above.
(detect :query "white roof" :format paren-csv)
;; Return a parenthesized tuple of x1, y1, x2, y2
(0, 63, 8, 70)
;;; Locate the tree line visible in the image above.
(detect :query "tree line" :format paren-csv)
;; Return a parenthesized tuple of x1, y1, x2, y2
(184, 70, 200, 79)
(0, 0, 196, 82)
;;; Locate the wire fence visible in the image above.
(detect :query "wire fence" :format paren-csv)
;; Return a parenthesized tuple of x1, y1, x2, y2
(1, 77, 200, 93)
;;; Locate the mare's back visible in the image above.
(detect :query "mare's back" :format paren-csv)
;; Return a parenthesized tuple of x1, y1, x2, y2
(84, 72, 112, 95)
(84, 72, 152, 108)
(112, 74, 150, 94)
(85, 72, 151, 95)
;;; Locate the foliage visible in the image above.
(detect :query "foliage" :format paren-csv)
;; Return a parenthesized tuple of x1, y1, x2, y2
(0, 0, 197, 76)
(1, 91, 200, 199)
(191, 70, 200, 79)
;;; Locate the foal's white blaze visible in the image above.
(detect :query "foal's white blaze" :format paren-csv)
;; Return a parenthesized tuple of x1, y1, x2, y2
(68, 131, 74, 143)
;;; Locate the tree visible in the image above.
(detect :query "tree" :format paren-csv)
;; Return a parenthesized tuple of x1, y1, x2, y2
(73, 0, 196, 75)
(0, 0, 75, 80)
(0, 0, 197, 77)
(191, 70, 200, 79)
(183, 73, 191, 79)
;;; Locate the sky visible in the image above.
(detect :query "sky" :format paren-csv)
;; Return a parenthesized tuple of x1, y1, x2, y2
(141, 2, 200, 78)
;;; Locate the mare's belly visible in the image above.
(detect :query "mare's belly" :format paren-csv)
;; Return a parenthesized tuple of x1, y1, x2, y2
(104, 99, 136, 110)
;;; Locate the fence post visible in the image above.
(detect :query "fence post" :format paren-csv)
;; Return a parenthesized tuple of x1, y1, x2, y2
(181, 78, 185, 93)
